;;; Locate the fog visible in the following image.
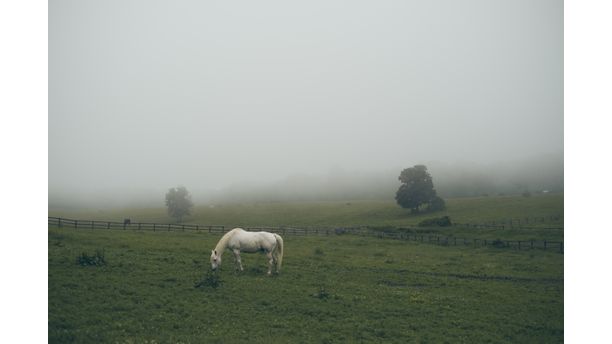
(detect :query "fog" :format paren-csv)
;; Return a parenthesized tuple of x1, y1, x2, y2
(49, 0, 563, 209)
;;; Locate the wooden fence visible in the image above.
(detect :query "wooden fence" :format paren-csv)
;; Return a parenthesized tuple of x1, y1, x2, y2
(452, 214, 563, 230)
(48, 217, 563, 253)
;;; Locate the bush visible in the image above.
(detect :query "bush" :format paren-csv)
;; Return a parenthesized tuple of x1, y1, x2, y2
(77, 250, 106, 266)
(418, 216, 452, 227)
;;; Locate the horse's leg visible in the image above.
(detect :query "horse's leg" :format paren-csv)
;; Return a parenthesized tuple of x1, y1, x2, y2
(233, 249, 243, 272)
(266, 251, 274, 276)
(273, 252, 279, 274)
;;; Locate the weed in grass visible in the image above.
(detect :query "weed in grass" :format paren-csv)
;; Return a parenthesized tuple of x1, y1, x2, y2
(76, 250, 106, 266)
(194, 270, 222, 289)
(312, 286, 331, 300)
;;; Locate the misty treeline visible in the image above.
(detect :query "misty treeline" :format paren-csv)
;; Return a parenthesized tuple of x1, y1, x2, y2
(209, 155, 562, 204)
(49, 155, 562, 209)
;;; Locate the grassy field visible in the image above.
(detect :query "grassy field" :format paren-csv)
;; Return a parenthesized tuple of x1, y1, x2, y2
(50, 194, 564, 242)
(49, 194, 564, 227)
(49, 227, 563, 343)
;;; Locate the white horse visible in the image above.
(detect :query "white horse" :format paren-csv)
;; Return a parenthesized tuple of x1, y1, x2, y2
(210, 228, 284, 276)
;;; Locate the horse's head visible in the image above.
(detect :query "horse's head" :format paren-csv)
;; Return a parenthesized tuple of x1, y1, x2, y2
(210, 250, 221, 271)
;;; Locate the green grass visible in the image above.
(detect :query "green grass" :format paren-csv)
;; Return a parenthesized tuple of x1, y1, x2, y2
(50, 193, 564, 242)
(49, 227, 563, 343)
(50, 194, 563, 228)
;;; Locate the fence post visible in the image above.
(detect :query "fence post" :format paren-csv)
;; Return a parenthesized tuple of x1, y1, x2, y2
(153, 224, 156, 232)
(58, 218, 62, 227)
(91, 221, 94, 230)
(518, 241, 521, 250)
(74, 220, 78, 229)
(544, 240, 547, 249)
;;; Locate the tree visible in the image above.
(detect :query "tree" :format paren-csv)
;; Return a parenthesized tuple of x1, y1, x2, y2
(395, 165, 445, 213)
(165, 186, 194, 222)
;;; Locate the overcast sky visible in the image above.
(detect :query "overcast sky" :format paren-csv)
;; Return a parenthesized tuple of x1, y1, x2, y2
(49, 0, 563, 196)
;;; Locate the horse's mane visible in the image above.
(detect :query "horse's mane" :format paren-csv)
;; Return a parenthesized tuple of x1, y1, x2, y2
(214, 228, 242, 253)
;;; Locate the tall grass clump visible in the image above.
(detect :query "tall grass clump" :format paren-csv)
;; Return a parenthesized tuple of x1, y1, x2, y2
(76, 250, 106, 266)
(195, 270, 222, 289)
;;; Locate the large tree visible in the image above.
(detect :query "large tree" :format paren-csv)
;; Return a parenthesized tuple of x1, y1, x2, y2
(165, 186, 194, 222)
(395, 165, 445, 213)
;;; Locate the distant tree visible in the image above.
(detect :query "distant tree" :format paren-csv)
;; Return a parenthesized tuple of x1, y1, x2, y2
(165, 186, 194, 222)
(395, 165, 445, 213)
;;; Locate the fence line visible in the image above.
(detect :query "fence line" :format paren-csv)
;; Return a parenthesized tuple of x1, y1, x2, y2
(452, 214, 563, 230)
(48, 217, 563, 253)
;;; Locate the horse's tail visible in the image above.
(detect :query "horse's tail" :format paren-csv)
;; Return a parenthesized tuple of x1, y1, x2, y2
(273, 234, 284, 272)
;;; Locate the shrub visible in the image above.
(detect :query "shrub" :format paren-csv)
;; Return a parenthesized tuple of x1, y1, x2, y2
(77, 250, 106, 266)
(418, 216, 452, 227)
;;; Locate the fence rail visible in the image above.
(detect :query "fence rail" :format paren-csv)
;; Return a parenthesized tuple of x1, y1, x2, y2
(48, 217, 563, 253)
(452, 214, 563, 230)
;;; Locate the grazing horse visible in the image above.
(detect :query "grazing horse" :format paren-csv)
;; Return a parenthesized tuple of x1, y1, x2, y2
(210, 228, 284, 276)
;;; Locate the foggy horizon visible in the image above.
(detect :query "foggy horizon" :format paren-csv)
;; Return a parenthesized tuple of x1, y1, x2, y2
(49, 0, 563, 207)
(49, 153, 563, 209)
